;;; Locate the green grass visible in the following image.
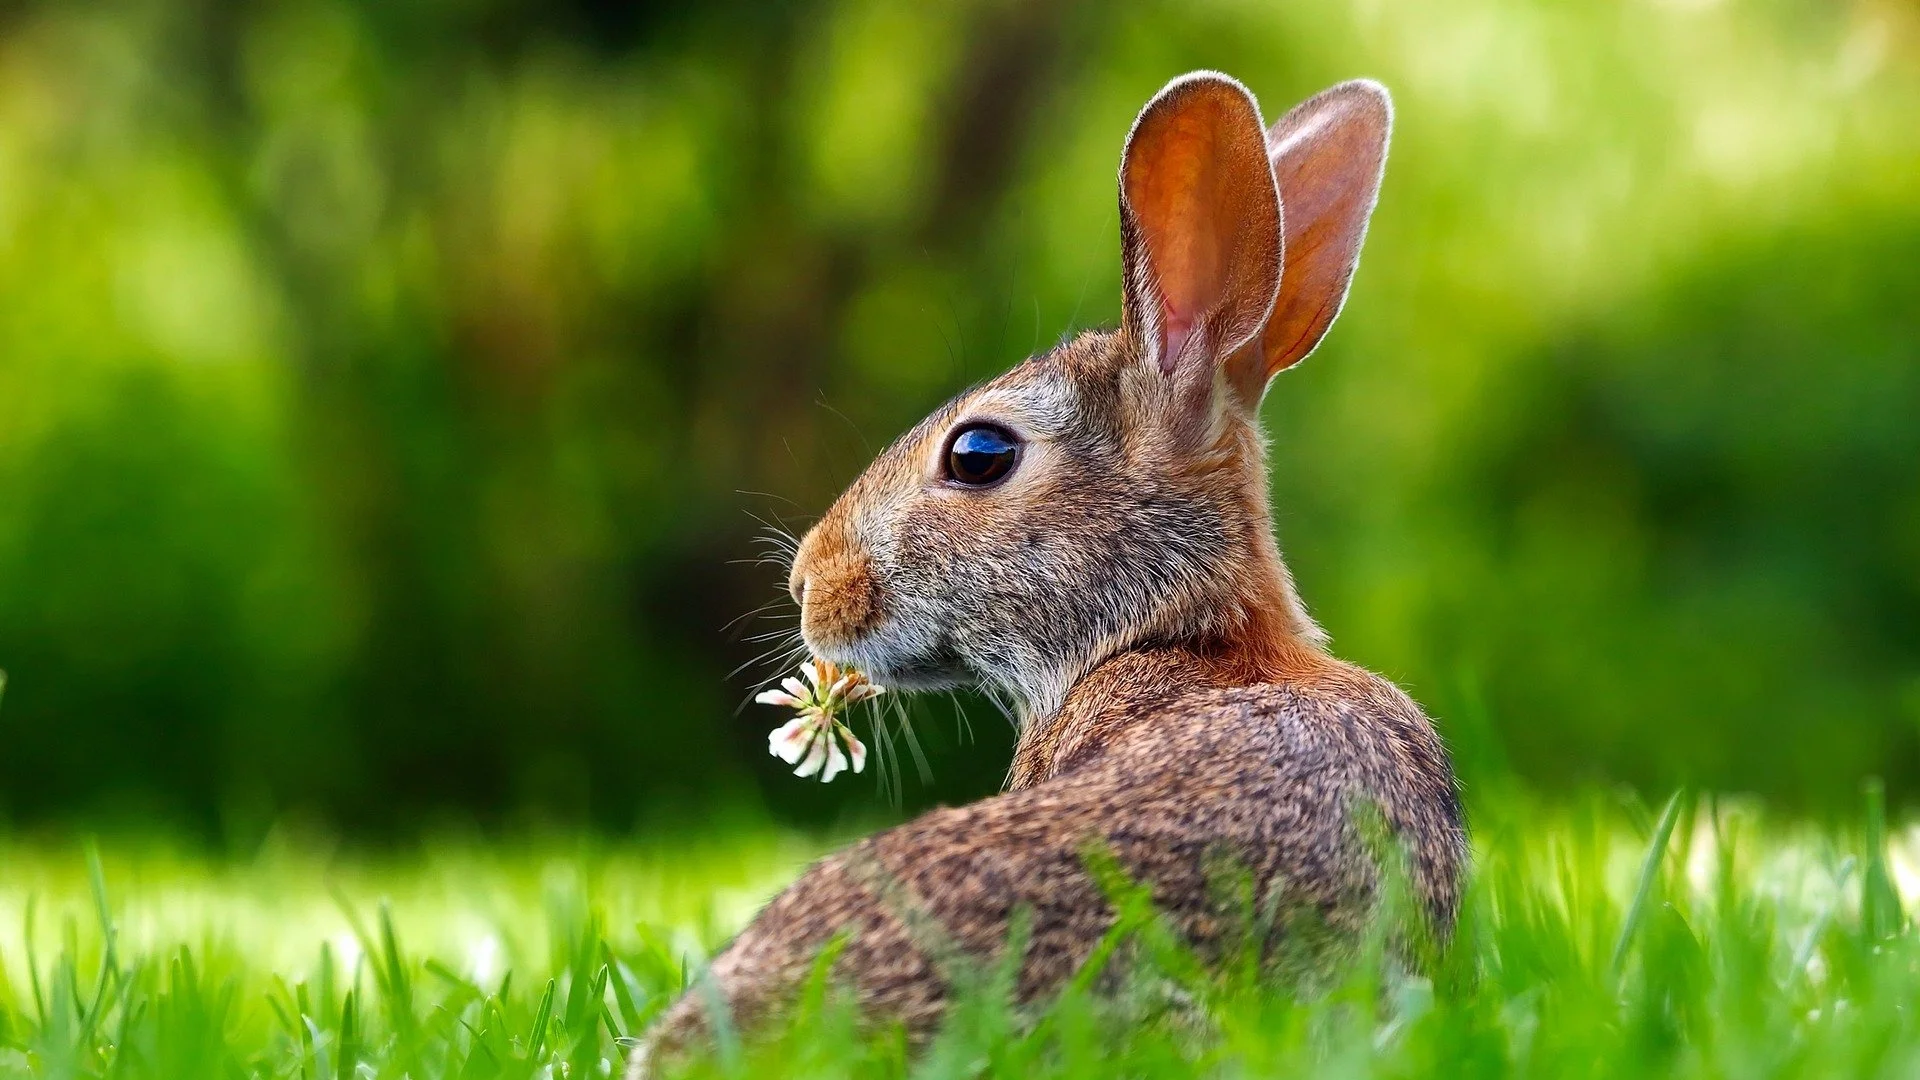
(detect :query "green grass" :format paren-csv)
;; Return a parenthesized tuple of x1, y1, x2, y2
(0, 789, 1916, 1078)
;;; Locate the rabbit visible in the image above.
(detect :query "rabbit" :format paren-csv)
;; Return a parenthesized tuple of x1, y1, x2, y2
(628, 71, 1465, 1078)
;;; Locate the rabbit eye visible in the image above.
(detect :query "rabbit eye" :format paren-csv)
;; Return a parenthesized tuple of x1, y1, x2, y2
(944, 424, 1020, 488)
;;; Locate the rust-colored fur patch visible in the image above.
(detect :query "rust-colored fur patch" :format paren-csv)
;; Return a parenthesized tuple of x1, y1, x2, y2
(793, 517, 881, 648)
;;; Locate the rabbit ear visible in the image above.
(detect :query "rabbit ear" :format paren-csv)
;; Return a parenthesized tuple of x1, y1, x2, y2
(1229, 79, 1391, 399)
(1119, 72, 1283, 427)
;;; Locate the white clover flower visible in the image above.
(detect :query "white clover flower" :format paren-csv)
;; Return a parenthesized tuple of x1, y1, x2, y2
(756, 658, 881, 783)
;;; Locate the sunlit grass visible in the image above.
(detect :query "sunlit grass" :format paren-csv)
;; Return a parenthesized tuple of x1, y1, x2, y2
(0, 789, 1916, 1077)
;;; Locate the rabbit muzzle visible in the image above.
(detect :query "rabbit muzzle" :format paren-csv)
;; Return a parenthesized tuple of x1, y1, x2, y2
(790, 520, 882, 653)
(789, 512, 973, 690)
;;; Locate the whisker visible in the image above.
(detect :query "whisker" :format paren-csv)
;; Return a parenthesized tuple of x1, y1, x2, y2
(727, 637, 808, 683)
(948, 690, 976, 747)
(893, 695, 933, 786)
(744, 511, 805, 546)
(732, 641, 810, 717)
(734, 489, 801, 508)
(981, 682, 1020, 732)
(738, 560, 793, 574)
(814, 396, 873, 457)
(721, 598, 791, 636)
(865, 701, 902, 807)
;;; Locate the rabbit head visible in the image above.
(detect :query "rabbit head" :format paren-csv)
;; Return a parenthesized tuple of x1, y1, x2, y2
(788, 74, 1391, 722)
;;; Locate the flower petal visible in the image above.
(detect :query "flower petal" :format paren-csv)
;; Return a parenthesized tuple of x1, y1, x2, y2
(842, 683, 884, 703)
(844, 730, 867, 774)
(792, 735, 828, 778)
(768, 716, 815, 764)
(820, 740, 849, 783)
(781, 677, 811, 702)
(755, 689, 803, 708)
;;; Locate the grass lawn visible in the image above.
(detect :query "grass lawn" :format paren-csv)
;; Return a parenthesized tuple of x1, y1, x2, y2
(0, 789, 1915, 1078)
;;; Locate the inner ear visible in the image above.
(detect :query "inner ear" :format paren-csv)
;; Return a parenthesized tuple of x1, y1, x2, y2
(1119, 73, 1283, 391)
(1234, 79, 1392, 399)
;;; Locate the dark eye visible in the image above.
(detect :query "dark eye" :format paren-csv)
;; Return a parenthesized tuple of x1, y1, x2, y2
(945, 424, 1021, 487)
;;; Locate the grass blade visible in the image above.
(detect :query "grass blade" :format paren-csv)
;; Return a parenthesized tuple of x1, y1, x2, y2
(528, 977, 556, 1060)
(24, 895, 46, 1026)
(1862, 778, 1905, 939)
(1611, 787, 1689, 979)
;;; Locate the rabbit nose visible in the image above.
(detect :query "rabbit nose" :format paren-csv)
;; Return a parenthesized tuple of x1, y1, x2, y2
(789, 572, 807, 607)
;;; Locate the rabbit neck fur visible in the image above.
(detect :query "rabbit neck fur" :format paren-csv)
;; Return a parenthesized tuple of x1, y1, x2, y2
(1006, 596, 1336, 790)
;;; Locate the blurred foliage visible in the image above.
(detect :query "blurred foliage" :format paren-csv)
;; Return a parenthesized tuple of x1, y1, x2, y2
(0, 0, 1916, 833)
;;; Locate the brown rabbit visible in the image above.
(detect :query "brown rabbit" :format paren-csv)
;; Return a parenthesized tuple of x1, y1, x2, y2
(629, 72, 1465, 1077)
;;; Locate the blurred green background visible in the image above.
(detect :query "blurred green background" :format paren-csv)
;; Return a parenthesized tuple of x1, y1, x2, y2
(0, 0, 1915, 838)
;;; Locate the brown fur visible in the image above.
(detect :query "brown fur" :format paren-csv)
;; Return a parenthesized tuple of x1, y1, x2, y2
(793, 528, 881, 650)
(627, 73, 1463, 1078)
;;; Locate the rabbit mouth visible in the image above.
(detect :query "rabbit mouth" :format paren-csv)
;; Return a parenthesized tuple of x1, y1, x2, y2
(808, 622, 971, 693)
(869, 654, 970, 692)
